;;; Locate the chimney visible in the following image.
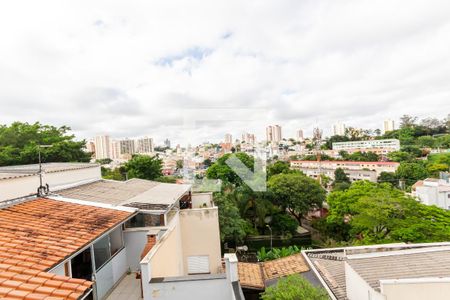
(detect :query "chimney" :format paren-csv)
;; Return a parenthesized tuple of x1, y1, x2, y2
(224, 253, 239, 282)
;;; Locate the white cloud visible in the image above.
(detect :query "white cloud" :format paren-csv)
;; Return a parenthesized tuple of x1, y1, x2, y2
(0, 0, 449, 145)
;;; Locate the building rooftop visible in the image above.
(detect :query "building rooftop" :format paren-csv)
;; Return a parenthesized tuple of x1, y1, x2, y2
(238, 254, 310, 290)
(0, 163, 98, 180)
(56, 179, 191, 208)
(305, 242, 450, 300)
(347, 247, 450, 292)
(0, 197, 134, 299)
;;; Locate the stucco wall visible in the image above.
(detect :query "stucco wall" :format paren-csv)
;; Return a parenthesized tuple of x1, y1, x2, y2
(124, 229, 150, 272)
(179, 207, 222, 274)
(149, 215, 184, 278)
(381, 279, 450, 300)
(191, 193, 213, 208)
(345, 263, 385, 300)
(148, 277, 231, 300)
(0, 166, 101, 201)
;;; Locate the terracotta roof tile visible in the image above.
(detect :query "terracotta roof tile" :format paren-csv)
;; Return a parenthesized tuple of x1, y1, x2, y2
(238, 254, 310, 290)
(0, 197, 134, 299)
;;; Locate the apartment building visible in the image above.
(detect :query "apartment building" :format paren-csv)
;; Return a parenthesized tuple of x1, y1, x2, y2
(304, 242, 450, 300)
(224, 133, 233, 144)
(0, 163, 242, 300)
(290, 160, 399, 182)
(266, 125, 282, 143)
(137, 137, 154, 154)
(383, 119, 395, 133)
(332, 139, 400, 155)
(332, 122, 346, 136)
(94, 135, 111, 159)
(413, 178, 450, 210)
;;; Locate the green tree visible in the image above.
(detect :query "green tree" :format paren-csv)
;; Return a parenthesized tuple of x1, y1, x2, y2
(261, 274, 329, 300)
(334, 168, 350, 184)
(324, 135, 350, 150)
(0, 122, 91, 166)
(377, 172, 398, 187)
(176, 159, 183, 170)
(206, 153, 254, 186)
(214, 192, 253, 242)
(323, 181, 450, 245)
(268, 173, 326, 224)
(125, 155, 163, 180)
(395, 162, 429, 188)
(387, 151, 415, 162)
(267, 161, 291, 178)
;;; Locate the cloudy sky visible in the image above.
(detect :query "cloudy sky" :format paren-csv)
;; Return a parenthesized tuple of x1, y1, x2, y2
(1, 0, 449, 146)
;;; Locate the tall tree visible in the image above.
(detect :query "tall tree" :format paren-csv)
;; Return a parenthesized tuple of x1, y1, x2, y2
(0, 122, 91, 166)
(206, 152, 254, 186)
(268, 173, 326, 224)
(125, 155, 163, 180)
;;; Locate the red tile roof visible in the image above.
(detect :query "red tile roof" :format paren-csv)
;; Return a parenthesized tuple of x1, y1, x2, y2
(0, 197, 134, 299)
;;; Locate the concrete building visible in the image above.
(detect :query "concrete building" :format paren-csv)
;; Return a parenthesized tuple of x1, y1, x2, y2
(413, 178, 450, 210)
(137, 137, 154, 154)
(224, 133, 233, 144)
(266, 125, 282, 143)
(332, 122, 346, 136)
(304, 242, 450, 300)
(110, 140, 121, 159)
(164, 138, 171, 148)
(95, 135, 111, 159)
(120, 139, 136, 156)
(383, 119, 395, 133)
(296, 129, 304, 141)
(332, 139, 400, 155)
(0, 162, 242, 300)
(242, 133, 256, 145)
(290, 160, 399, 182)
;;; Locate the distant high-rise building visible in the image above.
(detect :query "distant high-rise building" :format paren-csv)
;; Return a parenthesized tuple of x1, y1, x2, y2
(164, 138, 171, 148)
(296, 129, 304, 141)
(266, 125, 282, 143)
(120, 139, 136, 155)
(383, 119, 395, 133)
(85, 140, 95, 154)
(110, 140, 120, 159)
(137, 137, 154, 153)
(332, 122, 346, 136)
(224, 133, 233, 144)
(94, 135, 111, 159)
(242, 133, 256, 145)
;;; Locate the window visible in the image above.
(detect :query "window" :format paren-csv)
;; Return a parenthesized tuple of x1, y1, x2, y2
(93, 235, 111, 270)
(110, 227, 124, 256)
(93, 226, 125, 270)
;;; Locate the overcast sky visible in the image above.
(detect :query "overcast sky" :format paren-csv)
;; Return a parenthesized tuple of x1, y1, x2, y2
(1, 0, 449, 146)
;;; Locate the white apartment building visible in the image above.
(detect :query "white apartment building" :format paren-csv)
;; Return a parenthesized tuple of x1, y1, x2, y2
(224, 133, 233, 144)
(383, 119, 395, 133)
(94, 135, 111, 159)
(332, 122, 346, 136)
(137, 137, 154, 153)
(296, 129, 304, 141)
(332, 139, 400, 155)
(242, 133, 256, 145)
(266, 125, 282, 143)
(413, 178, 450, 210)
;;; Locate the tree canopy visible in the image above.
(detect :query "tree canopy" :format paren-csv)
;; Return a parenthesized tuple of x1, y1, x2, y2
(0, 122, 91, 166)
(322, 181, 450, 245)
(124, 154, 163, 180)
(268, 172, 326, 224)
(206, 152, 254, 186)
(261, 274, 329, 300)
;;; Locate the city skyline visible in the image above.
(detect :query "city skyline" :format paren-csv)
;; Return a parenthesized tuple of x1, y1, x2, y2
(1, 1, 450, 145)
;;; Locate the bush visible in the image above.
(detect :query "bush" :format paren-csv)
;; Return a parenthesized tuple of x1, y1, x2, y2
(256, 246, 305, 262)
(261, 274, 329, 300)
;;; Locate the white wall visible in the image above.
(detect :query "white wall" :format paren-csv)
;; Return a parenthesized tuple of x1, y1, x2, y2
(191, 193, 213, 208)
(345, 263, 385, 300)
(148, 277, 231, 300)
(96, 248, 128, 300)
(0, 166, 101, 201)
(381, 279, 450, 300)
(124, 229, 150, 272)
